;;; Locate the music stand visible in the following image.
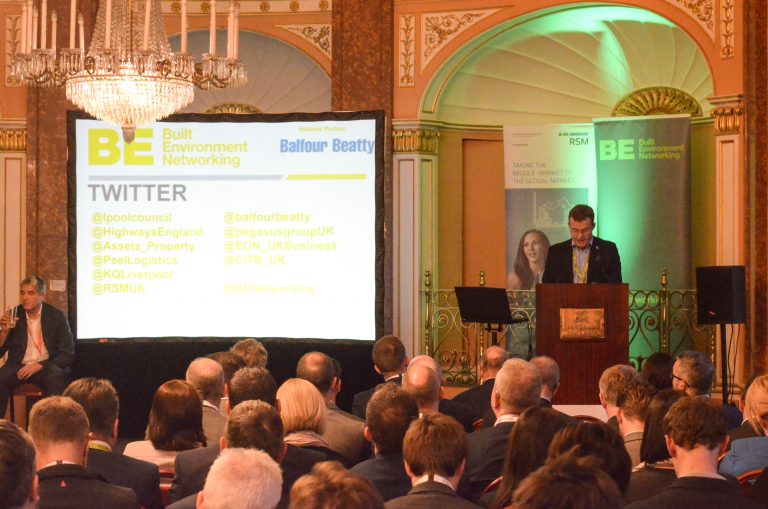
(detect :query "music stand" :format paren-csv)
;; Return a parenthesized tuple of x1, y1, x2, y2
(455, 287, 517, 346)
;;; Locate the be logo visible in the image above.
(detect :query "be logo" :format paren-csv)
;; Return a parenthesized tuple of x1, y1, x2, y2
(598, 139, 636, 161)
(89, 129, 154, 165)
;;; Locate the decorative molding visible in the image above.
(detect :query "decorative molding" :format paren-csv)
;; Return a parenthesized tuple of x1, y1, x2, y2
(399, 14, 415, 87)
(318, 0, 328, 11)
(289, 0, 299, 12)
(667, 0, 714, 39)
(259, 1, 270, 12)
(5, 15, 21, 87)
(711, 105, 743, 135)
(277, 24, 331, 56)
(611, 87, 703, 117)
(0, 127, 26, 152)
(421, 9, 499, 70)
(721, 0, 734, 58)
(161, 0, 333, 14)
(393, 128, 438, 154)
(201, 1, 211, 13)
(204, 102, 261, 114)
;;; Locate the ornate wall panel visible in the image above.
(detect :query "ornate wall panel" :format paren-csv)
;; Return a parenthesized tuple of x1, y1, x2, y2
(4, 14, 21, 87)
(276, 24, 331, 56)
(420, 8, 499, 71)
(664, 0, 714, 39)
(399, 13, 415, 87)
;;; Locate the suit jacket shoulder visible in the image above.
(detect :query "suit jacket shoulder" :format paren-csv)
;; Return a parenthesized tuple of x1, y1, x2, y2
(439, 399, 476, 433)
(385, 481, 481, 509)
(351, 452, 411, 502)
(87, 448, 162, 509)
(624, 476, 763, 509)
(451, 380, 494, 421)
(323, 405, 367, 466)
(170, 444, 220, 502)
(466, 423, 514, 499)
(38, 464, 140, 509)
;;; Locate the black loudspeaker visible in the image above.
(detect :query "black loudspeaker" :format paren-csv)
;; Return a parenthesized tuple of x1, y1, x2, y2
(696, 266, 746, 325)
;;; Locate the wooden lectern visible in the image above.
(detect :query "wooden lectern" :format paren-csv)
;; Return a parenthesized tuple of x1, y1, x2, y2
(536, 284, 629, 404)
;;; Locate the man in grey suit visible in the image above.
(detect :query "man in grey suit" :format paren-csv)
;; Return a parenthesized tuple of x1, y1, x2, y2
(186, 357, 227, 446)
(385, 413, 480, 509)
(297, 351, 366, 466)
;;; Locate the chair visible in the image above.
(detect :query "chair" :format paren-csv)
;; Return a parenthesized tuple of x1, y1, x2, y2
(737, 469, 764, 498)
(572, 414, 602, 423)
(159, 469, 174, 507)
(8, 383, 44, 425)
(480, 476, 503, 497)
(472, 418, 484, 431)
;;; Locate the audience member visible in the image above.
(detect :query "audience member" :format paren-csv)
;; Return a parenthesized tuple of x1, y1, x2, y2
(386, 413, 480, 509)
(353, 335, 407, 418)
(0, 420, 37, 509)
(530, 355, 560, 407)
(671, 350, 742, 429)
(206, 351, 245, 413)
(197, 448, 282, 509)
(351, 384, 419, 501)
(624, 389, 684, 504)
(487, 407, 574, 509)
(466, 358, 542, 500)
(186, 358, 227, 446)
(402, 363, 441, 415)
(124, 380, 205, 469)
(63, 378, 161, 509)
(169, 400, 323, 509)
(452, 346, 509, 420)
(229, 367, 278, 408)
(625, 396, 763, 509)
(510, 450, 623, 509)
(728, 375, 763, 445)
(408, 354, 475, 432)
(616, 381, 655, 467)
(290, 461, 384, 509)
(719, 374, 768, 478)
(598, 364, 640, 428)
(231, 338, 268, 368)
(29, 396, 140, 509)
(0, 276, 75, 415)
(640, 352, 674, 391)
(547, 421, 631, 495)
(277, 378, 346, 463)
(296, 351, 366, 465)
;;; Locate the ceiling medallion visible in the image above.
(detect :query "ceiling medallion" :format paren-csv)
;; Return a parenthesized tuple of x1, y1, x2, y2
(204, 102, 261, 114)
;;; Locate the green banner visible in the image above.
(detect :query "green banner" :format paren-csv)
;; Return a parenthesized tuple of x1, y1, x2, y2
(594, 115, 691, 289)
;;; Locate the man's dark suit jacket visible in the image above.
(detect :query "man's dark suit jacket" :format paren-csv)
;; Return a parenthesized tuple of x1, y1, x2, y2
(87, 447, 162, 509)
(466, 422, 514, 499)
(722, 403, 743, 431)
(0, 302, 74, 367)
(385, 480, 481, 509)
(350, 452, 412, 502)
(623, 463, 676, 504)
(451, 379, 494, 422)
(439, 398, 476, 433)
(624, 476, 764, 509)
(38, 464, 140, 509)
(542, 236, 622, 284)
(170, 443, 325, 508)
(727, 420, 759, 450)
(352, 375, 402, 419)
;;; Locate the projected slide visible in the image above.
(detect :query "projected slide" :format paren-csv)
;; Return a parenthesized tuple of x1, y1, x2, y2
(70, 113, 381, 340)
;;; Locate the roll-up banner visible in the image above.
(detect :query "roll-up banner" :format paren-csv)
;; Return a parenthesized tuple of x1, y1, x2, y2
(593, 115, 691, 289)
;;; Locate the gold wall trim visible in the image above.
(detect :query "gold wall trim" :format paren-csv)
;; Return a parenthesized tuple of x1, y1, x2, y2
(664, 0, 714, 39)
(204, 102, 262, 114)
(421, 9, 499, 71)
(611, 87, 703, 117)
(393, 128, 438, 154)
(276, 24, 331, 56)
(0, 127, 26, 152)
(711, 105, 742, 135)
(5, 15, 22, 87)
(399, 14, 415, 87)
(721, 0, 735, 58)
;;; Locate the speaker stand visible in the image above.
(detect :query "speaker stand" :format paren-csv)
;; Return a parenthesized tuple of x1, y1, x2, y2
(720, 323, 728, 403)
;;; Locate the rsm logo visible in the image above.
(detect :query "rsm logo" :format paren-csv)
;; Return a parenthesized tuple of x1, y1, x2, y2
(89, 129, 154, 165)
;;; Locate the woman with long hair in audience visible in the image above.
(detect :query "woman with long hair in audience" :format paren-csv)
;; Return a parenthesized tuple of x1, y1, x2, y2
(276, 378, 347, 465)
(640, 352, 674, 391)
(485, 407, 573, 509)
(720, 375, 768, 478)
(123, 379, 205, 470)
(507, 230, 550, 290)
(623, 388, 685, 503)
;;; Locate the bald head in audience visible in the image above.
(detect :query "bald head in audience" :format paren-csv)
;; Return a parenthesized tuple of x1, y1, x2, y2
(403, 363, 441, 414)
(296, 351, 336, 401)
(530, 356, 560, 404)
(186, 358, 226, 409)
(480, 346, 509, 382)
(493, 359, 542, 418)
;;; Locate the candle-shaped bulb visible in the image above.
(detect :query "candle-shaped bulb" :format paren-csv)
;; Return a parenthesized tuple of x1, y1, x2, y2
(51, 11, 57, 52)
(78, 12, 84, 50)
(69, 0, 76, 48)
(209, 0, 216, 55)
(142, 0, 151, 51)
(180, 0, 188, 53)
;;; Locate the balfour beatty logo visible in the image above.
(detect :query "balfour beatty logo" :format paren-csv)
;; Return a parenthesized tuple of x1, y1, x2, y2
(89, 129, 154, 165)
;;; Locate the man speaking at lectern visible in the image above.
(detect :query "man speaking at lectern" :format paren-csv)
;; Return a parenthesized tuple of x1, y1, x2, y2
(542, 204, 622, 284)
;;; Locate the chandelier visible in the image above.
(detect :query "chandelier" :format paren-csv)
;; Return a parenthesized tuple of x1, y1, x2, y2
(12, 0, 247, 142)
